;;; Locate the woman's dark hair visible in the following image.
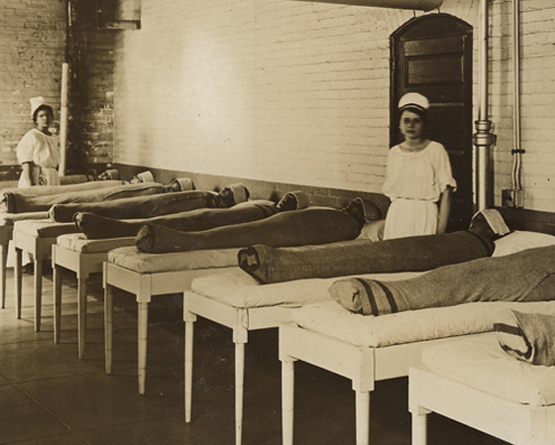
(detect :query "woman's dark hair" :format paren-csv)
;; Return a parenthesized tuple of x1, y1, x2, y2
(33, 105, 54, 123)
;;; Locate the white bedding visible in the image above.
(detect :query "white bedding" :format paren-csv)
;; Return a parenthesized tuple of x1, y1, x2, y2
(57, 233, 135, 254)
(191, 269, 422, 309)
(291, 299, 555, 349)
(108, 245, 240, 274)
(421, 333, 555, 407)
(191, 267, 555, 349)
(14, 219, 78, 238)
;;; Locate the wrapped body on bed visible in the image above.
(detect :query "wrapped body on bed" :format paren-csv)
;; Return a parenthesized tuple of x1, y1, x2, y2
(2, 182, 169, 214)
(72, 200, 280, 239)
(0, 180, 127, 214)
(49, 183, 251, 223)
(132, 196, 382, 253)
(330, 243, 555, 316)
(66, 190, 310, 240)
(237, 208, 508, 283)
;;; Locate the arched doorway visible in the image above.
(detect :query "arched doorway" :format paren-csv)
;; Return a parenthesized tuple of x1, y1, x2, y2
(391, 14, 473, 231)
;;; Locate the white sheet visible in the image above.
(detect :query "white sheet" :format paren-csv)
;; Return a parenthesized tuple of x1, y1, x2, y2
(291, 299, 555, 348)
(14, 219, 78, 238)
(191, 269, 422, 309)
(421, 333, 555, 407)
(108, 246, 240, 274)
(57, 233, 135, 254)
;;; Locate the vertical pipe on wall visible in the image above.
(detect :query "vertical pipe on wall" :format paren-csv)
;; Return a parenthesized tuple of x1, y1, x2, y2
(478, 0, 488, 122)
(472, 0, 496, 211)
(59, 62, 69, 176)
(512, 0, 523, 191)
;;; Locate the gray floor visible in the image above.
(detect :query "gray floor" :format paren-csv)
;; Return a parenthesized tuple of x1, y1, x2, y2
(0, 266, 508, 445)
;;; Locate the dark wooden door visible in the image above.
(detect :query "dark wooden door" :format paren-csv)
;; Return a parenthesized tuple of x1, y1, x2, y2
(391, 14, 473, 231)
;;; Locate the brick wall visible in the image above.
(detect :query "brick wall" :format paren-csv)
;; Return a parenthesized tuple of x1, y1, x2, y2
(0, 0, 66, 178)
(67, 0, 116, 171)
(112, 0, 555, 212)
(0, 0, 116, 180)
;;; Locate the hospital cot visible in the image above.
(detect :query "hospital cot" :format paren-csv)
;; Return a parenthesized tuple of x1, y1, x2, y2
(102, 246, 242, 395)
(182, 268, 348, 445)
(13, 219, 80, 331)
(182, 225, 555, 445)
(409, 333, 555, 445)
(277, 228, 555, 445)
(0, 180, 123, 310)
(11, 183, 172, 331)
(52, 233, 136, 359)
(279, 299, 555, 445)
(52, 198, 279, 359)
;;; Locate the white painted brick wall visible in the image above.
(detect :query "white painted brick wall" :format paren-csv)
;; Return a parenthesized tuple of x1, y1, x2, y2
(113, 0, 555, 210)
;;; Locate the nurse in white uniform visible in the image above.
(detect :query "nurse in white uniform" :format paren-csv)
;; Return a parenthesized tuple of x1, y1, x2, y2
(16, 96, 60, 188)
(382, 92, 456, 240)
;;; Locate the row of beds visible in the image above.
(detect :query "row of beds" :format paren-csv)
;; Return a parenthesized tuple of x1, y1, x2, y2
(1, 178, 554, 445)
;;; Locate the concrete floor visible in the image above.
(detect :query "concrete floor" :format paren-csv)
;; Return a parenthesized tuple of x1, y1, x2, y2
(0, 266, 508, 445)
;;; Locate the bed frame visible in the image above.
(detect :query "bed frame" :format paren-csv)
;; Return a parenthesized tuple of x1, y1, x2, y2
(13, 221, 79, 331)
(409, 363, 555, 445)
(180, 206, 555, 445)
(183, 290, 292, 445)
(0, 222, 13, 309)
(277, 206, 555, 445)
(103, 262, 225, 395)
(280, 324, 493, 445)
(51, 236, 135, 359)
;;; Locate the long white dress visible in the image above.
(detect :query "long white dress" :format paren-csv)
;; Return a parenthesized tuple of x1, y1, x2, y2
(16, 128, 61, 187)
(11, 128, 61, 266)
(382, 141, 456, 240)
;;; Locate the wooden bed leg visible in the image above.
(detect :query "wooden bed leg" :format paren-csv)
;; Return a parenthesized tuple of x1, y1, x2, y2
(409, 367, 430, 445)
(138, 301, 149, 395)
(235, 342, 245, 445)
(184, 318, 195, 423)
(34, 257, 43, 332)
(15, 248, 22, 319)
(281, 357, 295, 445)
(412, 411, 428, 445)
(77, 275, 88, 360)
(53, 262, 63, 344)
(0, 243, 7, 309)
(355, 390, 370, 445)
(104, 280, 113, 375)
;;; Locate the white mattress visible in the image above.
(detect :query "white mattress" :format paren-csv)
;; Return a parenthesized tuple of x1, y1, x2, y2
(292, 299, 555, 349)
(421, 333, 555, 407)
(57, 233, 135, 254)
(0, 211, 50, 226)
(108, 246, 240, 274)
(191, 269, 422, 310)
(14, 219, 78, 238)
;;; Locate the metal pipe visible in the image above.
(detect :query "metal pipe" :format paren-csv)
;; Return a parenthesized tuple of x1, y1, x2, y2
(478, 0, 488, 122)
(512, 0, 522, 190)
(59, 63, 69, 176)
(291, 0, 443, 11)
(473, 0, 496, 211)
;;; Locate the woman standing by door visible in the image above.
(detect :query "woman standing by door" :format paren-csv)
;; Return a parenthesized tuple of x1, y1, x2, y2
(16, 96, 61, 187)
(382, 92, 456, 240)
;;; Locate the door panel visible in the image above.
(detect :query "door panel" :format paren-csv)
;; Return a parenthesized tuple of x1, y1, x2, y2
(391, 14, 473, 231)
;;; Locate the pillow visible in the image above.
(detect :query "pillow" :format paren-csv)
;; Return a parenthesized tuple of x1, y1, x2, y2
(355, 219, 385, 242)
(492, 230, 555, 257)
